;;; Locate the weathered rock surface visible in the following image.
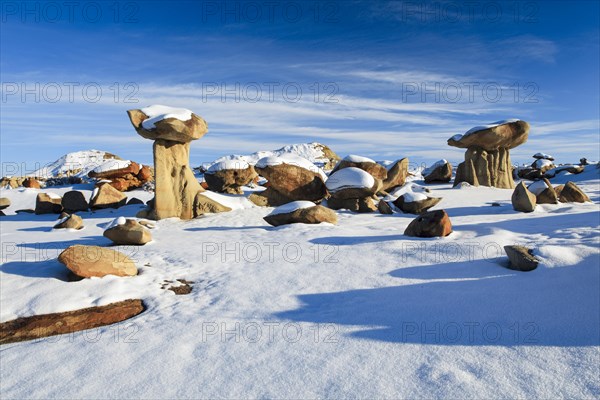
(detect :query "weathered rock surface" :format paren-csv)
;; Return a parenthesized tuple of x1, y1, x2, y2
(378, 200, 393, 214)
(558, 181, 591, 203)
(61, 191, 89, 213)
(331, 156, 388, 180)
(423, 160, 452, 183)
(0, 299, 144, 345)
(104, 219, 152, 245)
(511, 182, 536, 212)
(382, 158, 409, 191)
(326, 196, 378, 213)
(58, 245, 138, 278)
(0, 197, 10, 210)
(504, 245, 538, 271)
(90, 183, 127, 209)
(23, 177, 41, 189)
(254, 161, 326, 202)
(194, 192, 233, 215)
(394, 195, 442, 214)
(35, 193, 63, 214)
(535, 179, 558, 204)
(204, 163, 257, 195)
(264, 202, 337, 226)
(448, 120, 529, 150)
(404, 210, 452, 238)
(54, 214, 83, 230)
(248, 187, 294, 207)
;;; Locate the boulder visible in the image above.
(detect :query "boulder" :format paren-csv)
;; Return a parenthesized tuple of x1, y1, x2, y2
(137, 165, 153, 181)
(326, 167, 382, 199)
(108, 174, 142, 192)
(558, 181, 591, 203)
(35, 193, 63, 214)
(23, 177, 41, 189)
(264, 201, 337, 226)
(531, 158, 555, 174)
(504, 245, 538, 271)
(394, 193, 442, 214)
(58, 245, 138, 278)
(326, 196, 378, 213)
(53, 214, 83, 230)
(88, 161, 140, 180)
(61, 191, 89, 213)
(533, 152, 554, 161)
(248, 187, 294, 207)
(0, 197, 10, 210)
(382, 158, 409, 191)
(127, 106, 208, 220)
(104, 218, 152, 245)
(0, 299, 144, 345)
(204, 161, 257, 194)
(423, 160, 452, 183)
(544, 165, 585, 178)
(90, 183, 127, 209)
(511, 182, 536, 212)
(449, 120, 530, 189)
(531, 179, 558, 204)
(254, 155, 327, 202)
(378, 200, 393, 214)
(194, 192, 233, 215)
(331, 155, 388, 180)
(404, 210, 452, 238)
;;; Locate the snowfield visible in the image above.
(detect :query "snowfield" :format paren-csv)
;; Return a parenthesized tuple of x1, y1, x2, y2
(0, 165, 599, 398)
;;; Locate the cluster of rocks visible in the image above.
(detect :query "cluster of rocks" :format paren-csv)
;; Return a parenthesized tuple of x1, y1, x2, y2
(88, 160, 153, 192)
(512, 180, 590, 212)
(204, 160, 257, 194)
(0, 176, 43, 189)
(517, 152, 585, 181)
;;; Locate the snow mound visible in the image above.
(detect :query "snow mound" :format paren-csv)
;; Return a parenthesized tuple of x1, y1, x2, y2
(533, 159, 554, 169)
(403, 192, 428, 202)
(29, 150, 122, 179)
(326, 167, 375, 192)
(256, 154, 327, 181)
(92, 160, 132, 174)
(527, 180, 549, 196)
(343, 154, 375, 163)
(268, 201, 316, 216)
(203, 142, 338, 171)
(206, 159, 250, 174)
(141, 104, 193, 129)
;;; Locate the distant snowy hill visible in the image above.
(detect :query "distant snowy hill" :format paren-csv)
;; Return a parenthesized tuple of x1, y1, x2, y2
(29, 150, 122, 178)
(200, 142, 340, 171)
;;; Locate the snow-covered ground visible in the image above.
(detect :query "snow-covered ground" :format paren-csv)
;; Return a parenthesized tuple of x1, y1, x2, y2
(1, 165, 599, 398)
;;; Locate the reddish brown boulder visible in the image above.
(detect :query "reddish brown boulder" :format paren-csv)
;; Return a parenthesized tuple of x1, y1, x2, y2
(404, 210, 452, 238)
(0, 299, 144, 344)
(88, 162, 140, 180)
(23, 177, 41, 189)
(137, 165, 153, 182)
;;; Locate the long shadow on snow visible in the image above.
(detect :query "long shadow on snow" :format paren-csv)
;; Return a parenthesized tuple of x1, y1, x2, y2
(275, 255, 600, 346)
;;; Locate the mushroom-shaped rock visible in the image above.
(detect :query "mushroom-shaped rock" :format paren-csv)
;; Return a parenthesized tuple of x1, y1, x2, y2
(127, 105, 207, 220)
(449, 120, 529, 189)
(331, 155, 388, 180)
(423, 159, 452, 183)
(58, 245, 137, 278)
(533, 152, 554, 161)
(254, 154, 327, 202)
(404, 210, 452, 238)
(35, 192, 63, 214)
(511, 182, 536, 212)
(104, 218, 152, 245)
(393, 192, 442, 214)
(90, 183, 127, 209)
(61, 190, 89, 213)
(504, 245, 538, 271)
(558, 181, 591, 203)
(264, 201, 337, 226)
(382, 158, 409, 191)
(54, 213, 83, 230)
(204, 160, 257, 195)
(448, 119, 529, 150)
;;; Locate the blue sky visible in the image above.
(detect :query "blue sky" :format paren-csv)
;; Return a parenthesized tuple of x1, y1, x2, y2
(1, 0, 599, 173)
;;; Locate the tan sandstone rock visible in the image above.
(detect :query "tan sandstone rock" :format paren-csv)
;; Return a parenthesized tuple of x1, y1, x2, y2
(58, 245, 138, 278)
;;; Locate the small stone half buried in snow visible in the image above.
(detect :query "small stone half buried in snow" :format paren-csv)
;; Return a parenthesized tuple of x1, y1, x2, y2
(264, 201, 337, 226)
(504, 245, 539, 271)
(0, 299, 145, 345)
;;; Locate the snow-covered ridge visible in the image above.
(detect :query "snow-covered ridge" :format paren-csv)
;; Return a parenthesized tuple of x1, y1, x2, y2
(141, 104, 193, 130)
(28, 150, 122, 179)
(202, 142, 339, 171)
